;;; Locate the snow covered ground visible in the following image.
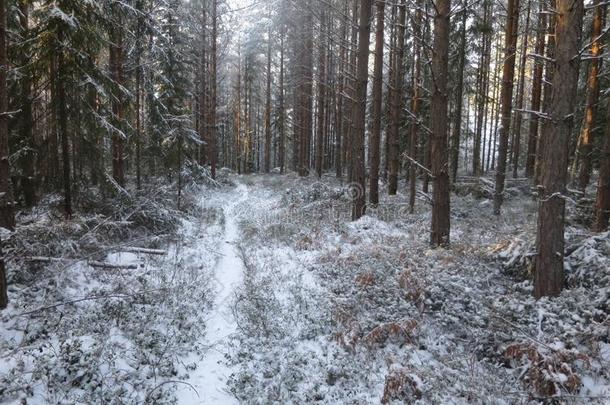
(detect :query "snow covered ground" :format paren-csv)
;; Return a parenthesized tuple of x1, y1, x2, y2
(1, 173, 609, 404)
(176, 185, 248, 404)
(223, 174, 609, 404)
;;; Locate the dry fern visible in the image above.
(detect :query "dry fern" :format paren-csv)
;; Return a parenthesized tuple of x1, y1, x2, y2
(363, 319, 418, 348)
(504, 343, 585, 397)
(381, 367, 422, 404)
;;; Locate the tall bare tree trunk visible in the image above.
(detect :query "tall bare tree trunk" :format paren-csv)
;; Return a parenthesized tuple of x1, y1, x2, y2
(264, 9, 272, 173)
(110, 27, 125, 187)
(0, 0, 15, 229)
(388, 0, 406, 195)
(135, 0, 144, 189)
(594, 100, 610, 232)
(369, 0, 384, 204)
(279, 25, 286, 174)
(18, 0, 35, 206)
(236, 43, 242, 174)
(352, 0, 372, 220)
(430, 0, 451, 246)
(535, 0, 584, 298)
(487, 35, 502, 172)
(421, 6, 432, 194)
(511, 0, 531, 178)
(408, 0, 423, 213)
(210, 0, 218, 179)
(298, 3, 314, 177)
(383, 2, 397, 181)
(199, 3, 208, 167)
(574, 0, 604, 192)
(450, 6, 467, 183)
(316, 9, 328, 178)
(525, 0, 546, 178)
(473, 0, 491, 176)
(493, 0, 520, 215)
(335, 1, 348, 179)
(535, 0, 556, 184)
(57, 29, 72, 218)
(0, 0, 12, 310)
(346, 0, 359, 182)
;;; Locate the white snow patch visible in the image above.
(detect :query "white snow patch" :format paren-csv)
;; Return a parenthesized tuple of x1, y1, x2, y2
(176, 185, 249, 404)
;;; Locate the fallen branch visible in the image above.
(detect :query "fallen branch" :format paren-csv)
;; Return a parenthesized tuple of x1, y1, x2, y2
(13, 288, 170, 317)
(400, 152, 434, 177)
(88, 261, 139, 270)
(28, 256, 72, 264)
(27, 256, 139, 270)
(116, 247, 166, 255)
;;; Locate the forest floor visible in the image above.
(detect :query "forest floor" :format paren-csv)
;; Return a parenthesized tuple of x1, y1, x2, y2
(0, 171, 609, 404)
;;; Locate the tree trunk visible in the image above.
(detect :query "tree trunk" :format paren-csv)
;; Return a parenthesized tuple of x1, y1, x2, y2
(408, 0, 423, 213)
(335, 1, 348, 179)
(18, 0, 36, 206)
(594, 100, 610, 232)
(0, 0, 11, 310)
(430, 0, 451, 246)
(450, 7, 467, 183)
(236, 43, 242, 174)
(487, 35, 502, 172)
(535, 0, 556, 184)
(525, 0, 546, 178)
(199, 3, 208, 167)
(388, 0, 406, 195)
(135, 0, 144, 190)
(493, 0, 520, 215)
(383, 2, 397, 182)
(264, 8, 272, 174)
(421, 6, 432, 194)
(535, 0, 584, 298)
(210, 0, 218, 179)
(56, 28, 72, 218)
(0, 0, 14, 229)
(351, 0, 372, 220)
(279, 25, 286, 174)
(574, 0, 604, 192)
(346, 0, 359, 182)
(473, 0, 491, 176)
(316, 9, 327, 178)
(369, 0, 384, 204)
(298, 3, 314, 177)
(511, 0, 531, 178)
(110, 27, 125, 187)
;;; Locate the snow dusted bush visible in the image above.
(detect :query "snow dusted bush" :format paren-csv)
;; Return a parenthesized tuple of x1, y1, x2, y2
(227, 175, 609, 404)
(1, 181, 219, 404)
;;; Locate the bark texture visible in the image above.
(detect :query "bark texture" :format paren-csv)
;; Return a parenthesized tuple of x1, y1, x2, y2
(535, 0, 584, 298)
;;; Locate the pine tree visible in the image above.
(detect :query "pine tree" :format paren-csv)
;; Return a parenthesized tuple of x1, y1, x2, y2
(573, 0, 604, 192)
(535, 0, 584, 298)
(0, 0, 14, 230)
(369, 0, 384, 204)
(493, 0, 520, 214)
(351, 0, 372, 220)
(387, 0, 406, 195)
(430, 0, 451, 246)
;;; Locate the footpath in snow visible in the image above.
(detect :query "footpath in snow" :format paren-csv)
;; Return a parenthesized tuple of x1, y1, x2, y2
(176, 184, 248, 404)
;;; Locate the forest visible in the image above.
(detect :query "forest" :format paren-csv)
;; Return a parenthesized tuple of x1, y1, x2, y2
(0, 0, 609, 403)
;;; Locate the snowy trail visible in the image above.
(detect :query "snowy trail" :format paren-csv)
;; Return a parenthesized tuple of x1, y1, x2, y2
(176, 184, 248, 404)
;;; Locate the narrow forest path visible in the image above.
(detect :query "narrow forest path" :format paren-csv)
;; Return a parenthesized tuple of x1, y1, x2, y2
(176, 183, 249, 404)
